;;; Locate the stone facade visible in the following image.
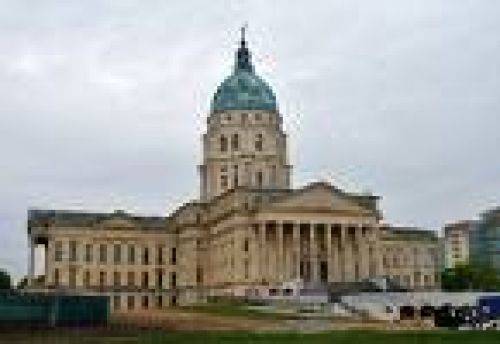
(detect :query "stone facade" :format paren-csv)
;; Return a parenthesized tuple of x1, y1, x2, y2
(26, 31, 441, 310)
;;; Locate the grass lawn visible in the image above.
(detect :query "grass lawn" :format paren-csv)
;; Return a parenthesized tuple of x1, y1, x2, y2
(2, 330, 500, 344)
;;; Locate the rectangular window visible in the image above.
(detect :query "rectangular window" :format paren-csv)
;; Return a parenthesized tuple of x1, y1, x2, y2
(231, 133, 239, 151)
(141, 271, 149, 288)
(196, 266, 203, 285)
(255, 133, 263, 151)
(55, 241, 63, 262)
(157, 245, 164, 265)
(244, 259, 249, 280)
(244, 239, 249, 252)
(54, 268, 60, 286)
(69, 267, 76, 288)
(127, 295, 135, 310)
(99, 271, 106, 287)
(142, 295, 149, 309)
(170, 272, 176, 289)
(221, 174, 228, 190)
(84, 270, 91, 287)
(143, 247, 149, 265)
(156, 269, 163, 288)
(99, 244, 107, 263)
(114, 244, 121, 264)
(113, 295, 121, 310)
(171, 248, 176, 265)
(128, 244, 135, 264)
(233, 164, 239, 187)
(69, 241, 77, 262)
(256, 171, 263, 187)
(156, 295, 163, 309)
(85, 244, 93, 263)
(113, 271, 121, 287)
(127, 271, 135, 287)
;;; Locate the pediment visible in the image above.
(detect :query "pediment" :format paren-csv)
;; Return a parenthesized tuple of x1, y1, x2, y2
(267, 182, 370, 213)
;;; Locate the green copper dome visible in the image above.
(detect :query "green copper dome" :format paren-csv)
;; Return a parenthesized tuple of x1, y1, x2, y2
(211, 29, 277, 112)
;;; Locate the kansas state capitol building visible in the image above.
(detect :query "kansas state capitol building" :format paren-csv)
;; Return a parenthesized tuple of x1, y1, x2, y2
(27, 30, 441, 311)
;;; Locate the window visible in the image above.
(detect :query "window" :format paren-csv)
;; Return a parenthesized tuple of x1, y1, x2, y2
(231, 133, 239, 150)
(157, 245, 164, 265)
(171, 248, 177, 265)
(85, 244, 92, 263)
(270, 165, 276, 186)
(241, 112, 248, 124)
(255, 112, 262, 121)
(220, 135, 228, 152)
(233, 164, 239, 187)
(170, 272, 177, 288)
(128, 244, 135, 264)
(127, 271, 135, 287)
(69, 267, 76, 288)
(196, 266, 203, 285)
(55, 241, 63, 262)
(84, 270, 91, 287)
(156, 269, 163, 288)
(141, 295, 149, 309)
(113, 295, 121, 310)
(255, 133, 263, 151)
(221, 175, 228, 190)
(256, 171, 263, 187)
(54, 268, 60, 286)
(113, 244, 121, 264)
(156, 295, 163, 309)
(99, 271, 106, 287)
(143, 247, 149, 265)
(244, 239, 249, 252)
(69, 241, 77, 262)
(113, 271, 121, 287)
(127, 295, 135, 310)
(99, 244, 107, 263)
(141, 271, 149, 288)
(244, 259, 249, 280)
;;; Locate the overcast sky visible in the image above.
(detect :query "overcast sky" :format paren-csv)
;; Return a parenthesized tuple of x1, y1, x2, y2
(1, 0, 499, 280)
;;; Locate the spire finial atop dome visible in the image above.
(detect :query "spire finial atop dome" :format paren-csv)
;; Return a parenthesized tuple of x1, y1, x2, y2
(235, 24, 253, 73)
(240, 24, 246, 47)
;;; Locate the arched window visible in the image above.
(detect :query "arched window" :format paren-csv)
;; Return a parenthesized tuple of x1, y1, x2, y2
(220, 135, 228, 152)
(231, 133, 239, 151)
(255, 133, 263, 151)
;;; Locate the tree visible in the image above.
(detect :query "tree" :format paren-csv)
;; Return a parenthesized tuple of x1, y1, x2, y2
(441, 263, 500, 291)
(0, 269, 11, 290)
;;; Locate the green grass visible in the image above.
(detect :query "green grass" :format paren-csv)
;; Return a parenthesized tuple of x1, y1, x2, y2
(2, 330, 500, 344)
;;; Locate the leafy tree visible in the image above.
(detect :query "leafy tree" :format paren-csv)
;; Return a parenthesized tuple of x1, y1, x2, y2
(0, 269, 11, 289)
(441, 263, 500, 291)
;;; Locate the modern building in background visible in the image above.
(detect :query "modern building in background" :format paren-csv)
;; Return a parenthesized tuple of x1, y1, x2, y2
(443, 220, 476, 269)
(26, 30, 441, 311)
(470, 207, 500, 272)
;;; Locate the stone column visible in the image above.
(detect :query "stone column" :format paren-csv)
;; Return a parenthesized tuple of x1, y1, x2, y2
(341, 224, 348, 282)
(293, 222, 300, 280)
(310, 223, 318, 284)
(331, 225, 340, 282)
(28, 236, 35, 286)
(277, 221, 284, 281)
(260, 222, 267, 283)
(326, 224, 332, 282)
(251, 224, 259, 283)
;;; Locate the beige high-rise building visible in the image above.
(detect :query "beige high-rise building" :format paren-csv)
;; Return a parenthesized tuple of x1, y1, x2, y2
(443, 220, 476, 269)
(27, 30, 441, 311)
